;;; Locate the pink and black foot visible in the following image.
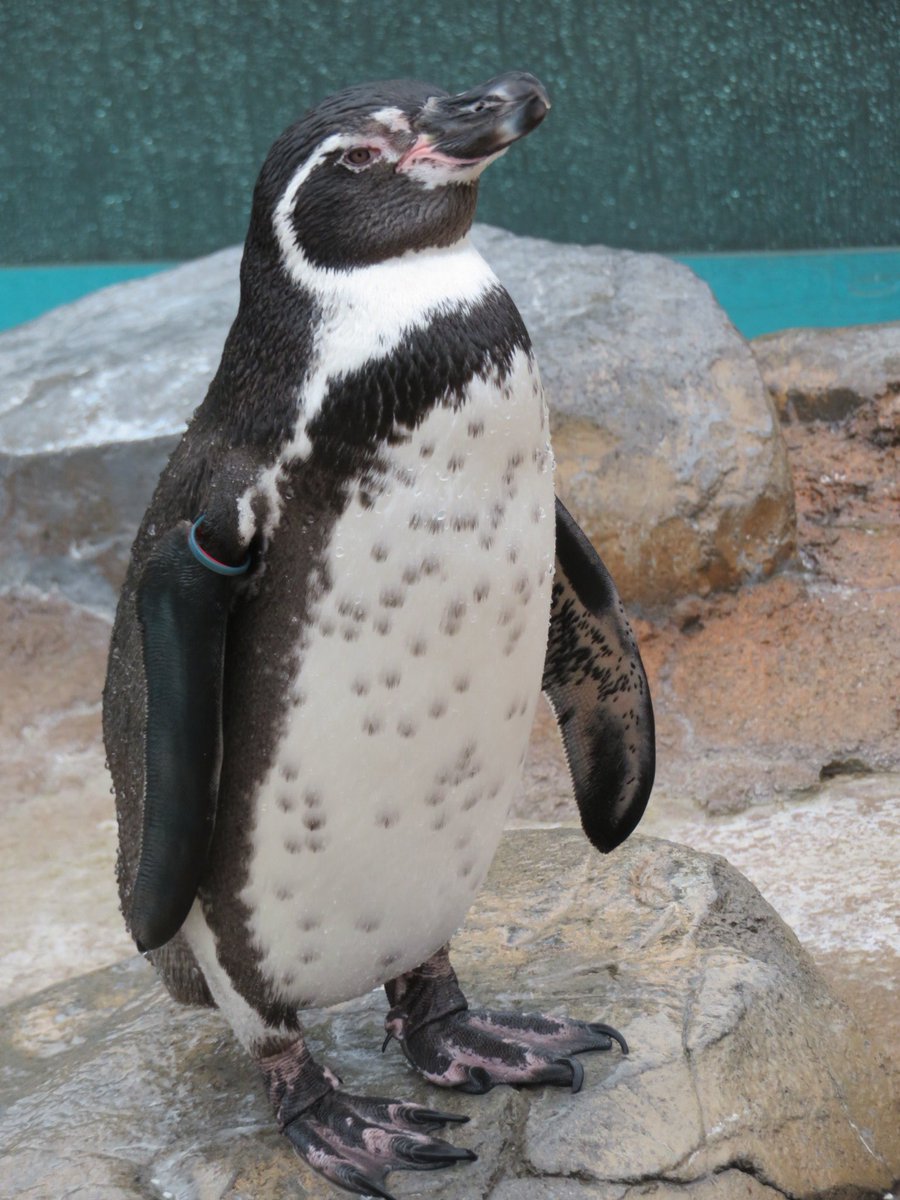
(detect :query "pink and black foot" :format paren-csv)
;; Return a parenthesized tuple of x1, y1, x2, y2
(383, 946, 628, 1094)
(261, 1039, 475, 1198)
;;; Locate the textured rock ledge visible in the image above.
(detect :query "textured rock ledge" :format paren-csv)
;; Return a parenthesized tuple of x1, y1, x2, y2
(1, 831, 895, 1199)
(0, 227, 794, 612)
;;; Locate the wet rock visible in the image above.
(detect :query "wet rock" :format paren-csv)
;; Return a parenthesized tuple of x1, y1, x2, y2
(1, 831, 895, 1199)
(0, 229, 794, 612)
(752, 322, 900, 423)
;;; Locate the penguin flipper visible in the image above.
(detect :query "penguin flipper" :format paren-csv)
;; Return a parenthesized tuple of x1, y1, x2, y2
(542, 496, 655, 852)
(129, 520, 243, 952)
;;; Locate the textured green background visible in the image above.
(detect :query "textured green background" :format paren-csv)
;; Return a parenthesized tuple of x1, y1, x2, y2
(2, 0, 898, 263)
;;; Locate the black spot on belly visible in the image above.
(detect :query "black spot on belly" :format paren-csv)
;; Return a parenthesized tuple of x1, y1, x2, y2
(380, 669, 401, 690)
(352, 677, 371, 696)
(380, 587, 405, 609)
(374, 614, 392, 636)
(468, 420, 485, 438)
(376, 809, 399, 828)
(298, 915, 321, 931)
(281, 764, 299, 782)
(462, 789, 482, 811)
(402, 563, 421, 585)
(356, 916, 381, 933)
(363, 715, 383, 735)
(473, 580, 490, 602)
(304, 789, 322, 809)
(419, 443, 435, 459)
(371, 542, 389, 562)
(441, 599, 466, 636)
(397, 719, 417, 738)
(275, 885, 294, 901)
(421, 555, 441, 576)
(453, 675, 470, 693)
(429, 698, 447, 719)
(381, 951, 401, 968)
(285, 838, 303, 854)
(425, 788, 446, 807)
(304, 813, 325, 831)
(447, 453, 466, 473)
(306, 834, 326, 852)
(410, 637, 428, 657)
(277, 795, 295, 813)
(300, 950, 321, 964)
(342, 624, 360, 642)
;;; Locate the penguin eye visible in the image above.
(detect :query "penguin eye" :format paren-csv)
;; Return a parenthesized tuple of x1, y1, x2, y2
(342, 146, 379, 169)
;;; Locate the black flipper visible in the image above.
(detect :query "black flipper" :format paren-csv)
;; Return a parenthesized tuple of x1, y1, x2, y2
(129, 521, 240, 951)
(543, 497, 655, 852)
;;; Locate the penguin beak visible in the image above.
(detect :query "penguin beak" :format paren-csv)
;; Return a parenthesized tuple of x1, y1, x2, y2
(397, 72, 550, 174)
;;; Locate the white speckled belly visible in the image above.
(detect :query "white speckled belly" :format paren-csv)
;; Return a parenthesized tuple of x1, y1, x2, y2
(241, 348, 554, 1006)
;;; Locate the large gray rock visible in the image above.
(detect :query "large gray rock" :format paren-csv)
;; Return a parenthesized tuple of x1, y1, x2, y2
(474, 228, 795, 608)
(1, 831, 895, 1199)
(753, 322, 900, 423)
(0, 229, 794, 611)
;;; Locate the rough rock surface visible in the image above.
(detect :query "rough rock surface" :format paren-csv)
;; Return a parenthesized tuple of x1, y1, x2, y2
(0, 227, 794, 610)
(1, 832, 896, 1200)
(474, 227, 795, 607)
(753, 322, 900, 423)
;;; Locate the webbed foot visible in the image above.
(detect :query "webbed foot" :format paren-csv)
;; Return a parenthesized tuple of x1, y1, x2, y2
(284, 1091, 475, 1198)
(384, 946, 627, 1094)
(260, 1037, 475, 1197)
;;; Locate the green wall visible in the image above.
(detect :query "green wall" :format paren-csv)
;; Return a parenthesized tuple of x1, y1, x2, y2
(2, 0, 898, 263)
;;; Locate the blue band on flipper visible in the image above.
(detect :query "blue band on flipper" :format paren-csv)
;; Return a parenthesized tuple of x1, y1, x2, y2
(188, 516, 251, 577)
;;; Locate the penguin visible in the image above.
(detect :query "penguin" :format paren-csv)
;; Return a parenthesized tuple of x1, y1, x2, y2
(103, 72, 654, 1199)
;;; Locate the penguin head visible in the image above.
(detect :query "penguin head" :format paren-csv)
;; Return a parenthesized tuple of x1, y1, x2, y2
(249, 73, 550, 274)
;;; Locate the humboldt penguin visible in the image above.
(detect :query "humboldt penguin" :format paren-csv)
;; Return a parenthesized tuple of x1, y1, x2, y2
(103, 71, 655, 1198)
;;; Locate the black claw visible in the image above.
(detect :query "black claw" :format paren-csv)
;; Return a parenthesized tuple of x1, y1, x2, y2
(381, 1031, 394, 1053)
(459, 1066, 494, 1094)
(400, 1140, 478, 1166)
(343, 1170, 398, 1200)
(407, 1108, 470, 1127)
(590, 1022, 629, 1055)
(568, 1056, 584, 1094)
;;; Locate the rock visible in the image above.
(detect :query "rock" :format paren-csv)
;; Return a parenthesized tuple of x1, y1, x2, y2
(1, 831, 895, 1199)
(0, 250, 240, 611)
(473, 227, 796, 608)
(752, 322, 900, 423)
(0, 228, 795, 611)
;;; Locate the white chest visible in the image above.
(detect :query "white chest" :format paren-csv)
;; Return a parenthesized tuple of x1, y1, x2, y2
(240, 342, 554, 1009)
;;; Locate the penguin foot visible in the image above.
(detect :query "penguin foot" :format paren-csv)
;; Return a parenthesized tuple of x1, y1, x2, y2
(283, 1091, 476, 1198)
(384, 945, 627, 1093)
(259, 1034, 474, 1197)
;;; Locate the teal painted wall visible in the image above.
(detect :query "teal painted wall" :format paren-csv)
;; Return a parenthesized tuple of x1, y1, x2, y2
(2, 0, 898, 263)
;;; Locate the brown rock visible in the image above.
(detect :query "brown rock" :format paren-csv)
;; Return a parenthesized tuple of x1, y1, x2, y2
(1, 832, 895, 1198)
(753, 322, 900, 423)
